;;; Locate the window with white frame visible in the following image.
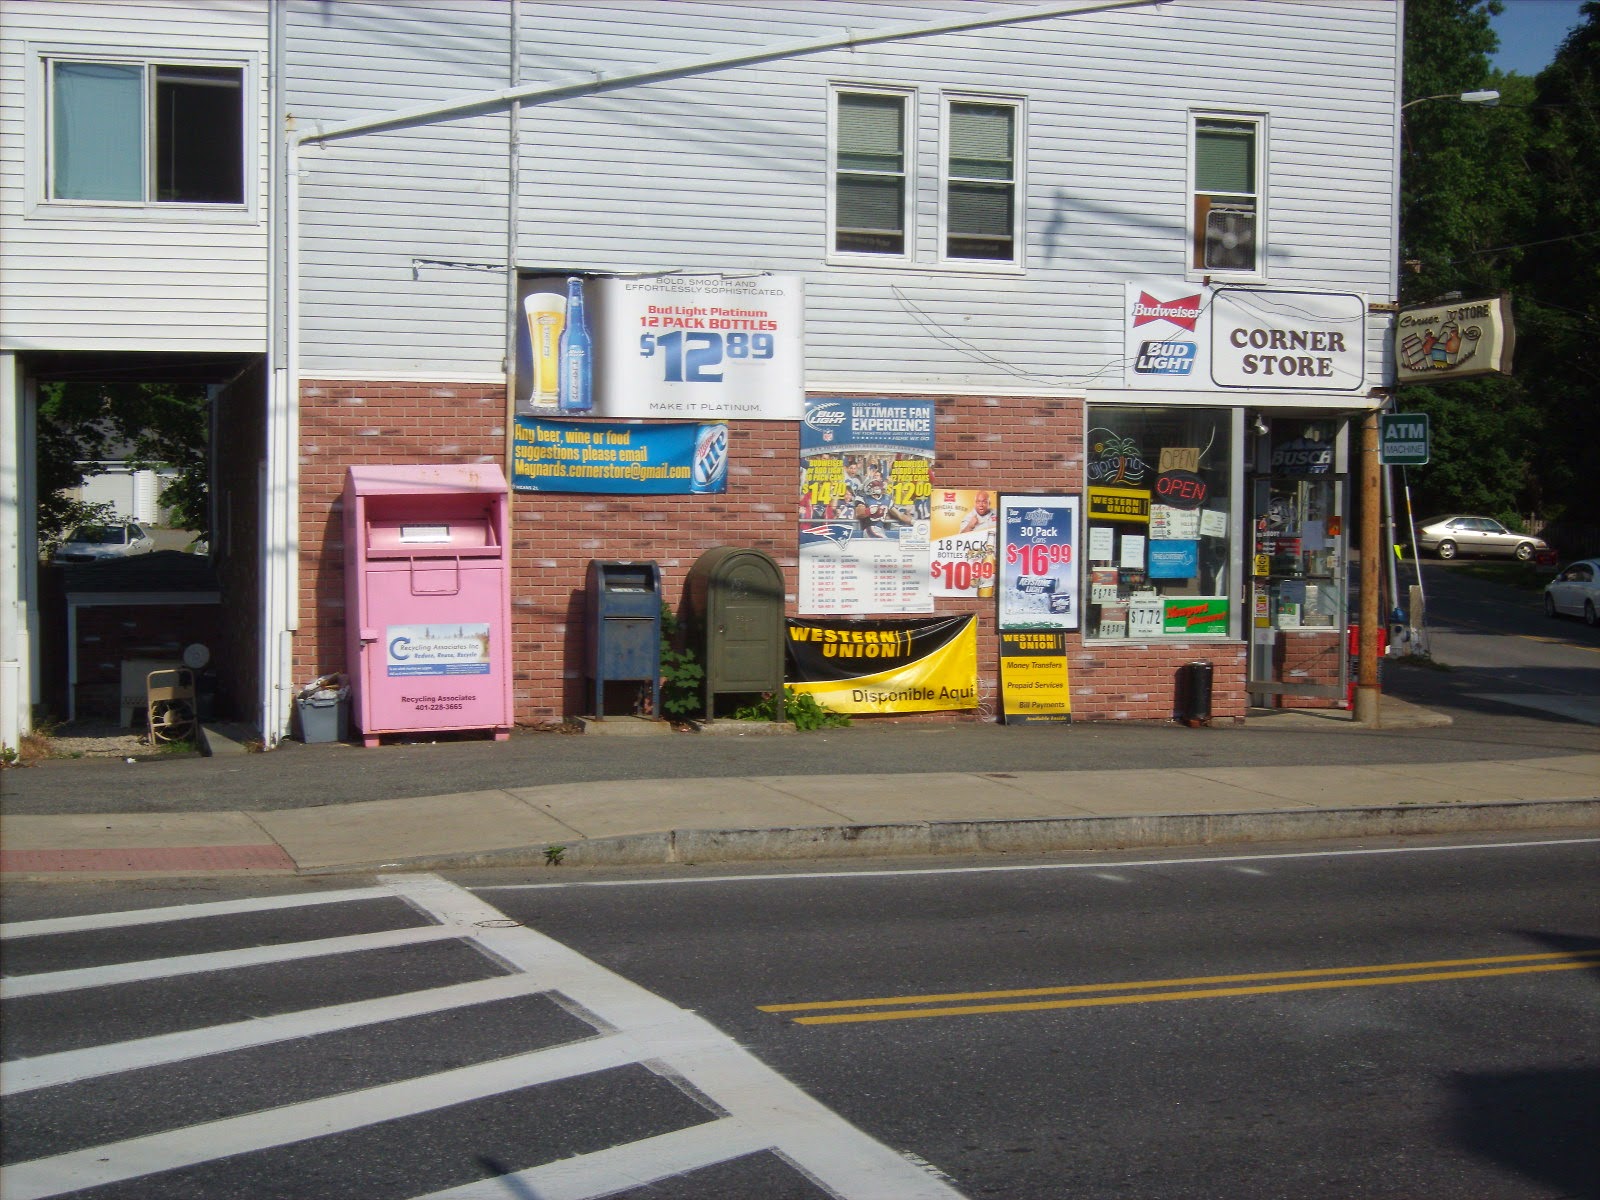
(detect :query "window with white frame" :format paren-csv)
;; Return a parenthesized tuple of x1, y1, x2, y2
(833, 90, 910, 256)
(1192, 115, 1261, 274)
(944, 99, 1018, 262)
(47, 58, 245, 204)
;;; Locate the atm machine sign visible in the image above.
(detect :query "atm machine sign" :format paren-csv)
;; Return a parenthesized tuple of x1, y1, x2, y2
(1380, 413, 1431, 465)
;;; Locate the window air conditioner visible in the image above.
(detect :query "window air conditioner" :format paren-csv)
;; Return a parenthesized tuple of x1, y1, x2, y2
(1204, 205, 1256, 271)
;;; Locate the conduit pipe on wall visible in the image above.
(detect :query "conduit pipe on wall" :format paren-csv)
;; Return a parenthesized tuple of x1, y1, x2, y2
(297, 0, 1168, 147)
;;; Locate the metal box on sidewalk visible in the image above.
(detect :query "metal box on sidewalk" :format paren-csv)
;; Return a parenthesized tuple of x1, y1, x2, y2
(681, 546, 786, 719)
(585, 560, 661, 717)
(343, 465, 513, 746)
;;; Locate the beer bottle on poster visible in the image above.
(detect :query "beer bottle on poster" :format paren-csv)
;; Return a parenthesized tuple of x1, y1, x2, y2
(558, 276, 593, 414)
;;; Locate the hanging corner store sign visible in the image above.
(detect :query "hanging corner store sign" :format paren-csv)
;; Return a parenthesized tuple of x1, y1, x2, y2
(1379, 412, 1430, 465)
(1394, 295, 1514, 384)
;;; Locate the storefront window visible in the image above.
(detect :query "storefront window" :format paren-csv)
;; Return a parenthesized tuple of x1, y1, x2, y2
(1084, 406, 1237, 640)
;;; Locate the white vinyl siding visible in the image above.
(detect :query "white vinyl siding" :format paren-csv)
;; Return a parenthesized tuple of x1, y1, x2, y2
(276, 0, 1399, 390)
(0, 2, 269, 355)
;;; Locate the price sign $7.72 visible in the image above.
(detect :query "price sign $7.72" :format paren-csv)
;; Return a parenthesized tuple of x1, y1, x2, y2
(639, 331, 775, 383)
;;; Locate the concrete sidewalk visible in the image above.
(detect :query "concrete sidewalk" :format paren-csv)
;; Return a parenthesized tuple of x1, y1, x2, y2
(4, 696, 1598, 880)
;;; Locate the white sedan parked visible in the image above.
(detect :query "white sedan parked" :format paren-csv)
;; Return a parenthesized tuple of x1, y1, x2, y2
(1544, 559, 1600, 626)
(51, 521, 156, 563)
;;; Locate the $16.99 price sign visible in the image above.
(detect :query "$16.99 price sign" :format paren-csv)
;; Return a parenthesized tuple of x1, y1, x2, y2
(999, 495, 1081, 631)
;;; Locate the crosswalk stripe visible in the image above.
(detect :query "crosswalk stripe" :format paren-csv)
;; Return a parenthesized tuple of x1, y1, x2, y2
(0, 887, 392, 939)
(1, 974, 543, 1094)
(0, 925, 459, 999)
(384, 874, 968, 1200)
(415, 1117, 775, 1200)
(0, 1035, 643, 1200)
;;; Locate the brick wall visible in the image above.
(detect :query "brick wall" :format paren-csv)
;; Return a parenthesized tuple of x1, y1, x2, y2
(298, 381, 1255, 725)
(1274, 628, 1347, 710)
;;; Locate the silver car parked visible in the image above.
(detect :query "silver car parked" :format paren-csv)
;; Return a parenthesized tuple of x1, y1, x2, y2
(51, 521, 157, 563)
(1544, 559, 1599, 626)
(1415, 514, 1548, 561)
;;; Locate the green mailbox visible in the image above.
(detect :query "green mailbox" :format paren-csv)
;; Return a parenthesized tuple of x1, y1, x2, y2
(681, 547, 786, 720)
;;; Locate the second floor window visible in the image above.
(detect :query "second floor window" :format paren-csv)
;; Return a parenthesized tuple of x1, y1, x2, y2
(945, 101, 1017, 262)
(48, 59, 245, 204)
(1192, 115, 1260, 274)
(834, 91, 908, 256)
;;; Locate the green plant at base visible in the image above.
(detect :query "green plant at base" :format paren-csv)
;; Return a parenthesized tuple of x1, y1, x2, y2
(543, 844, 566, 866)
(731, 687, 850, 731)
(658, 602, 705, 719)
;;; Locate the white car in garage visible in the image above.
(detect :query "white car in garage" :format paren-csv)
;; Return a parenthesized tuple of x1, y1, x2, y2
(1544, 559, 1600, 626)
(51, 521, 156, 563)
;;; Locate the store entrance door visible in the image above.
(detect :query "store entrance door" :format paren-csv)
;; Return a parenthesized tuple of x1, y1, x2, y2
(1246, 470, 1351, 707)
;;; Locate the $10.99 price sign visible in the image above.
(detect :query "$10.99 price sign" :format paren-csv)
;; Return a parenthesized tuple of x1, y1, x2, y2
(999, 495, 1082, 631)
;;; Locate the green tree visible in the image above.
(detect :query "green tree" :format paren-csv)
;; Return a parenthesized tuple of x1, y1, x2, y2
(1515, 1, 1600, 524)
(1399, 0, 1544, 521)
(36, 382, 209, 549)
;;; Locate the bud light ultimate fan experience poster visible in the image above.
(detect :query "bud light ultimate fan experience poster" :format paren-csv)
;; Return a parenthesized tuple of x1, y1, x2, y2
(798, 398, 934, 615)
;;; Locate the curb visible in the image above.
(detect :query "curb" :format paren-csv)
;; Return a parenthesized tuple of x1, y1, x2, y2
(289, 797, 1600, 876)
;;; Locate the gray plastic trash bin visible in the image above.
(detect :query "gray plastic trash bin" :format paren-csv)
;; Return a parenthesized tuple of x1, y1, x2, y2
(296, 689, 350, 743)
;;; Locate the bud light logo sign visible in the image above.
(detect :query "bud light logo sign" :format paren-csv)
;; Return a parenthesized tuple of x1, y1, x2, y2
(803, 404, 849, 441)
(691, 424, 729, 493)
(1134, 340, 1197, 376)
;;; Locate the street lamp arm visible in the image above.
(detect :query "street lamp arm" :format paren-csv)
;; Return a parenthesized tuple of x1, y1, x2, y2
(1401, 89, 1500, 111)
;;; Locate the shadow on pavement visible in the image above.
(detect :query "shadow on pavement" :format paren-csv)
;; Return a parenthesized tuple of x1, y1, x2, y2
(1447, 930, 1600, 1199)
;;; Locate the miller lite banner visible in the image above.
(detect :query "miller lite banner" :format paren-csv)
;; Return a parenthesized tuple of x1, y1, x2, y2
(1123, 282, 1367, 392)
(1394, 295, 1514, 384)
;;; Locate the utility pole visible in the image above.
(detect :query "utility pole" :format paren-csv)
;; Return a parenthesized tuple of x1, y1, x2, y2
(1354, 409, 1382, 725)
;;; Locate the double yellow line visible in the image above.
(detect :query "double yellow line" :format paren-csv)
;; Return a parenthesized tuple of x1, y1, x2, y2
(760, 949, 1600, 1026)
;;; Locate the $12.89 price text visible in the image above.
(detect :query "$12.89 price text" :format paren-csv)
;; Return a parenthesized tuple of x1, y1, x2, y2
(639, 331, 775, 383)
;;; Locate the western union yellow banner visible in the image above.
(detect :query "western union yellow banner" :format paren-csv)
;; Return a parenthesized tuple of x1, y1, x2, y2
(999, 631, 1071, 723)
(786, 616, 978, 714)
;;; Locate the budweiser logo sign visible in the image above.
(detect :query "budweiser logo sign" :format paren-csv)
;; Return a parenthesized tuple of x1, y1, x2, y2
(1131, 291, 1202, 331)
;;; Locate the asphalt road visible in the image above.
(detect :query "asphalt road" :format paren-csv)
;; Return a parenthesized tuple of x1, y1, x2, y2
(1396, 561, 1600, 727)
(4, 833, 1597, 1199)
(472, 834, 1600, 1198)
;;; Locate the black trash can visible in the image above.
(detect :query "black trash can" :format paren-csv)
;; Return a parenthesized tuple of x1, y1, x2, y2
(1179, 660, 1213, 727)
